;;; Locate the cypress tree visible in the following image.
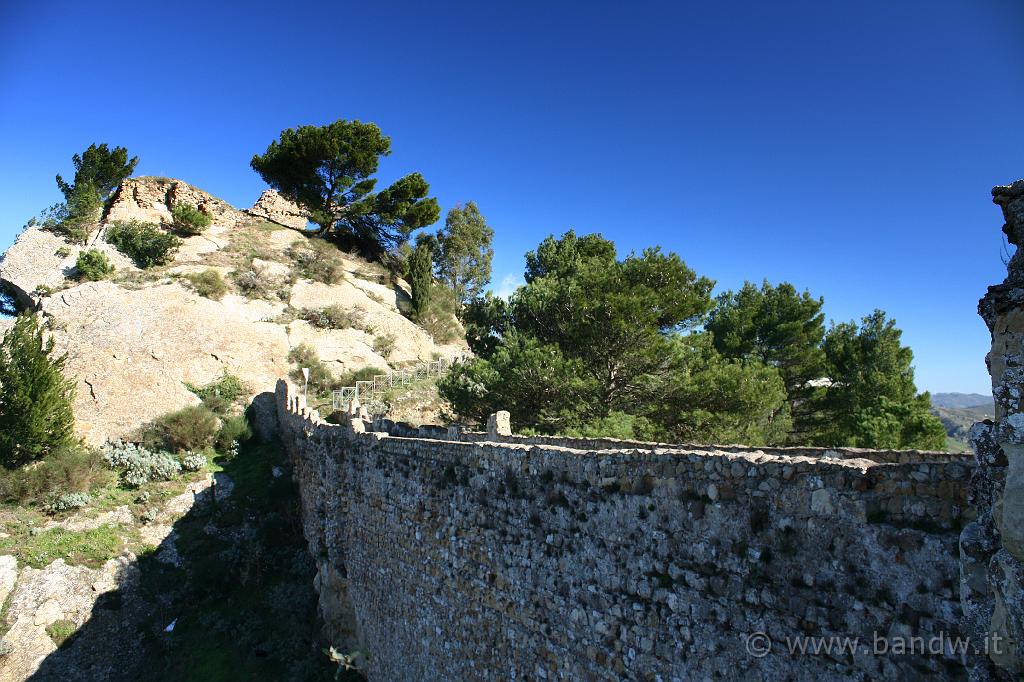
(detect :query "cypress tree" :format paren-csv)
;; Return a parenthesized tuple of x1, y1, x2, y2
(409, 240, 434, 319)
(0, 314, 77, 467)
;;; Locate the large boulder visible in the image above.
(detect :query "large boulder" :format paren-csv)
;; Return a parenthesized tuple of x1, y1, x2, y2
(247, 190, 309, 230)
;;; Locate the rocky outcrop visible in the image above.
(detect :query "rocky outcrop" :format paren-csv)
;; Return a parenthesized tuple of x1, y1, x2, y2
(104, 176, 248, 227)
(247, 190, 309, 230)
(960, 179, 1024, 679)
(0, 176, 466, 446)
(43, 280, 291, 446)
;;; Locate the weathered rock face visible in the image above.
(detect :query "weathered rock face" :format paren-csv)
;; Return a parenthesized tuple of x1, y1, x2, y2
(0, 556, 140, 682)
(43, 280, 291, 445)
(104, 176, 249, 227)
(0, 227, 138, 309)
(0, 176, 466, 446)
(960, 178, 1024, 679)
(247, 189, 309, 230)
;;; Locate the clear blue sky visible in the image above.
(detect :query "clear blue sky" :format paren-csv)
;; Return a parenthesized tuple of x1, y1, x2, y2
(1, 0, 1021, 394)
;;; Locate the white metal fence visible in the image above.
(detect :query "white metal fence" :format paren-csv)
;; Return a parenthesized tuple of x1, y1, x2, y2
(332, 354, 469, 411)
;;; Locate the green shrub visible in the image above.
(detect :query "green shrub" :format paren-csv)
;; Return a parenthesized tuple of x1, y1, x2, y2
(75, 249, 114, 281)
(0, 445, 112, 504)
(372, 333, 397, 359)
(287, 344, 339, 396)
(216, 414, 253, 453)
(185, 374, 247, 414)
(286, 239, 345, 284)
(0, 314, 77, 466)
(46, 619, 78, 646)
(185, 269, 228, 300)
(338, 366, 379, 386)
(105, 220, 181, 268)
(170, 201, 213, 236)
(298, 305, 362, 330)
(149, 405, 220, 452)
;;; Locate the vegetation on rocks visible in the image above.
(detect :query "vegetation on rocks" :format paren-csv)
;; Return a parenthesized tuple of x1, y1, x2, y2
(106, 220, 181, 268)
(298, 304, 362, 330)
(0, 445, 112, 505)
(74, 249, 115, 281)
(286, 238, 346, 284)
(170, 201, 212, 236)
(144, 405, 220, 453)
(184, 269, 228, 300)
(185, 373, 247, 414)
(287, 344, 339, 397)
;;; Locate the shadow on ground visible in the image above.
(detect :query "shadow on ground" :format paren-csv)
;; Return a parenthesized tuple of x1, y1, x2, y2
(25, 439, 357, 681)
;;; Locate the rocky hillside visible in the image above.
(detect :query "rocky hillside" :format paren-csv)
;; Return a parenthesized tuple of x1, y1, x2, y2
(0, 177, 465, 446)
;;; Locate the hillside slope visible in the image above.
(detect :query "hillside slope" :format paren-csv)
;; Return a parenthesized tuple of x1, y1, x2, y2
(930, 392, 991, 409)
(0, 177, 465, 446)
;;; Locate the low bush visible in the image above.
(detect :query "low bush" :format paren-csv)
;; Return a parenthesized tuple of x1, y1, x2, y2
(180, 452, 207, 472)
(105, 220, 181, 268)
(101, 442, 182, 487)
(232, 262, 287, 300)
(147, 405, 220, 452)
(185, 269, 228, 300)
(216, 414, 252, 453)
(0, 445, 111, 505)
(75, 249, 114, 281)
(286, 239, 345, 284)
(186, 374, 247, 414)
(372, 333, 397, 359)
(45, 492, 90, 514)
(170, 201, 212, 236)
(338, 366, 379, 387)
(298, 305, 362, 330)
(287, 344, 340, 396)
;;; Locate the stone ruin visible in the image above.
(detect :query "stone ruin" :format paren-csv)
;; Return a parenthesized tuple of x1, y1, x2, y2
(960, 179, 1024, 678)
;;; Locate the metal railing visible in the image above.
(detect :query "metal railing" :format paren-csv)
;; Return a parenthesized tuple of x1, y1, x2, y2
(332, 353, 469, 411)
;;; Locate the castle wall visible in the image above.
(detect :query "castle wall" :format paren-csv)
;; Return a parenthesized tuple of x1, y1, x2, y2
(959, 179, 1024, 679)
(277, 381, 972, 680)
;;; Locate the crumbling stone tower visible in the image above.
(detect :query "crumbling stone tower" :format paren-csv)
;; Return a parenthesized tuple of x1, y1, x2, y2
(961, 179, 1024, 679)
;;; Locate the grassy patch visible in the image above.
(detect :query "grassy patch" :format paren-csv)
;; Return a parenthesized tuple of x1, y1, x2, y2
(46, 619, 78, 646)
(0, 523, 135, 568)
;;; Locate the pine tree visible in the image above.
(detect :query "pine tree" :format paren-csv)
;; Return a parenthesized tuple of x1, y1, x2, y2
(0, 314, 77, 467)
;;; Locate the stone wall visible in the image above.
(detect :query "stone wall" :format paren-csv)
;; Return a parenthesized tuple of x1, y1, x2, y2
(960, 179, 1024, 679)
(277, 381, 973, 680)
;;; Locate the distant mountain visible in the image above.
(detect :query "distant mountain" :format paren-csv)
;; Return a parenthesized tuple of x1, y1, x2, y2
(931, 392, 992, 409)
(930, 402, 996, 452)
